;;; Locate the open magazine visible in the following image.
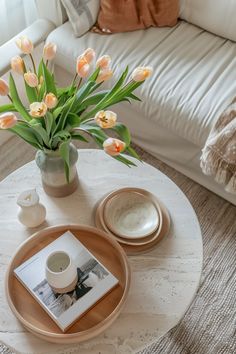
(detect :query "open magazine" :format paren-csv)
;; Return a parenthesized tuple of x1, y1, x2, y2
(14, 231, 119, 331)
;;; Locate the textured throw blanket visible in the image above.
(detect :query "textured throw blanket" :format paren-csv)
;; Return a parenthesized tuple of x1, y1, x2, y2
(201, 98, 236, 194)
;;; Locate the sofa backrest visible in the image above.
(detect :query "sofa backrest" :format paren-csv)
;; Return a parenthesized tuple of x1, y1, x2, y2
(180, 0, 236, 42)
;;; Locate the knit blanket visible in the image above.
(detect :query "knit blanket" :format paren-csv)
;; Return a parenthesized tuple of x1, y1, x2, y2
(201, 98, 236, 194)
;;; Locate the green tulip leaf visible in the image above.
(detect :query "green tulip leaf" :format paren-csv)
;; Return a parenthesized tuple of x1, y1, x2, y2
(59, 141, 70, 183)
(24, 81, 38, 103)
(41, 60, 57, 96)
(0, 104, 17, 113)
(112, 123, 131, 146)
(9, 74, 31, 122)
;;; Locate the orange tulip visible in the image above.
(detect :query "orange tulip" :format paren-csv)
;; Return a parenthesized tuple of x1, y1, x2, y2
(95, 110, 117, 129)
(11, 56, 24, 75)
(44, 93, 58, 109)
(24, 72, 38, 87)
(43, 42, 57, 61)
(0, 112, 17, 129)
(29, 102, 47, 117)
(96, 55, 111, 69)
(103, 138, 126, 156)
(96, 68, 113, 84)
(76, 55, 90, 78)
(16, 36, 33, 54)
(83, 48, 95, 63)
(0, 78, 9, 96)
(131, 66, 153, 82)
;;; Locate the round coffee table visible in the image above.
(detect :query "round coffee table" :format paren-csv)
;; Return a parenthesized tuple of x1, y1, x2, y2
(0, 149, 202, 354)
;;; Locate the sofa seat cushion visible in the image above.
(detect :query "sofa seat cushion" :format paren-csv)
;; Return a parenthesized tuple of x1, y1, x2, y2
(48, 20, 236, 147)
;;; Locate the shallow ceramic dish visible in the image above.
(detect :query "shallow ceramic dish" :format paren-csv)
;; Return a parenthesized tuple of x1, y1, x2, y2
(104, 190, 159, 239)
(97, 188, 163, 245)
(94, 188, 170, 253)
(96, 200, 170, 255)
(5, 225, 130, 344)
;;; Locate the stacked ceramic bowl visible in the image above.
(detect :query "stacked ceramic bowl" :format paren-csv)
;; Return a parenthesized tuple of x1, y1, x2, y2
(95, 188, 170, 254)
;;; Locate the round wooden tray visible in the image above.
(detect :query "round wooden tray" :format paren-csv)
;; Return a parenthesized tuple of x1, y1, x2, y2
(5, 225, 131, 344)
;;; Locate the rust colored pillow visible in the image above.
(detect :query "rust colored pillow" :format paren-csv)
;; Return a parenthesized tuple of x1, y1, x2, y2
(93, 0, 179, 34)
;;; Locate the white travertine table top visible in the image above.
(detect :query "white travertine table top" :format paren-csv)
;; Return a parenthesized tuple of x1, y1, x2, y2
(0, 149, 203, 354)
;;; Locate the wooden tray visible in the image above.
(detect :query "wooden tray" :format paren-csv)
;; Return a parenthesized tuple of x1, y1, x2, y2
(5, 225, 131, 344)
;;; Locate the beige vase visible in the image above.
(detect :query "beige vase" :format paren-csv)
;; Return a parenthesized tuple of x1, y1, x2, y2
(35, 143, 79, 198)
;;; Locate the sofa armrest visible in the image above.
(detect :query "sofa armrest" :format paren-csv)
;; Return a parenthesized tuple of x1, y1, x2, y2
(0, 19, 55, 77)
(35, 0, 68, 27)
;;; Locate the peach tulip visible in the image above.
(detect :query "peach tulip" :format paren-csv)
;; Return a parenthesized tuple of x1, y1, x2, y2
(29, 102, 47, 118)
(96, 68, 113, 84)
(95, 110, 117, 129)
(0, 112, 17, 129)
(96, 55, 111, 69)
(24, 72, 38, 88)
(103, 138, 126, 156)
(0, 78, 9, 96)
(131, 66, 153, 82)
(83, 48, 95, 63)
(16, 36, 33, 54)
(44, 93, 58, 109)
(76, 55, 90, 78)
(43, 42, 57, 61)
(11, 56, 24, 75)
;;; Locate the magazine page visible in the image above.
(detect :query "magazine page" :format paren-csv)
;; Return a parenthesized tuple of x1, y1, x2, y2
(14, 231, 119, 331)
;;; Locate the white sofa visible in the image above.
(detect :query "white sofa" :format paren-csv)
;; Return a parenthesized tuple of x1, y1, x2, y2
(2, 0, 236, 205)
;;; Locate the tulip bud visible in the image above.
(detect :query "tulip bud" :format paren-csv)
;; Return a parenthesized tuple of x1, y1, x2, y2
(83, 48, 95, 63)
(44, 93, 58, 109)
(95, 110, 117, 129)
(103, 138, 126, 156)
(16, 36, 33, 54)
(96, 55, 111, 69)
(11, 56, 25, 75)
(24, 72, 38, 88)
(0, 78, 9, 96)
(76, 55, 90, 78)
(43, 42, 57, 61)
(96, 68, 113, 84)
(0, 112, 17, 129)
(29, 102, 47, 118)
(131, 66, 153, 82)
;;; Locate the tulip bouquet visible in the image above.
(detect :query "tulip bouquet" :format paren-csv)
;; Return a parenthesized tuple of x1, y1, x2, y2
(0, 36, 152, 184)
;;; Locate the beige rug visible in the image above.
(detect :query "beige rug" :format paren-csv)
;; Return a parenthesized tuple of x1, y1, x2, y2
(0, 137, 236, 354)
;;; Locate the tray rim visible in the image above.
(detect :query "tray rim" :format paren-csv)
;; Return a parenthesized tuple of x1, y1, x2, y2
(5, 224, 131, 341)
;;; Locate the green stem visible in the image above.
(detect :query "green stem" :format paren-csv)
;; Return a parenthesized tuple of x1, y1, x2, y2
(29, 54, 37, 75)
(7, 94, 13, 103)
(72, 73, 78, 86)
(77, 77, 82, 90)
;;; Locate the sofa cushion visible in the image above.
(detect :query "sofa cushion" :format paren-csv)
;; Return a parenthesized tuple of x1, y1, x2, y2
(179, 0, 236, 42)
(48, 20, 236, 147)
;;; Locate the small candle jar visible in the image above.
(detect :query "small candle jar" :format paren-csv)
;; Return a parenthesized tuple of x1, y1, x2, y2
(45, 251, 78, 294)
(17, 189, 46, 228)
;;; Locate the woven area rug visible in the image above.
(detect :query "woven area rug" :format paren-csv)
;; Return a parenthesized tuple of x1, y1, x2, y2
(0, 137, 236, 354)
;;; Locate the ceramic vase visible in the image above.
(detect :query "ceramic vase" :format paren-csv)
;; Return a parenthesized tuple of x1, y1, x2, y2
(35, 143, 79, 198)
(17, 189, 46, 228)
